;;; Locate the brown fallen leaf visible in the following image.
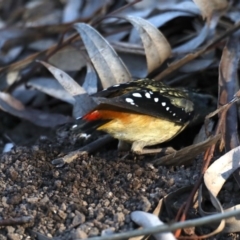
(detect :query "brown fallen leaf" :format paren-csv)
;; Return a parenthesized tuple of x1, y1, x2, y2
(203, 146, 240, 232)
(151, 135, 221, 166)
(193, 0, 228, 22)
(125, 16, 171, 73)
(74, 23, 132, 88)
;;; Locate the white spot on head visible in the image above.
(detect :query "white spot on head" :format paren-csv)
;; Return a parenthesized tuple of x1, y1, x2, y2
(132, 93, 142, 98)
(145, 92, 151, 98)
(166, 107, 170, 111)
(161, 102, 166, 106)
(154, 98, 159, 102)
(125, 98, 134, 103)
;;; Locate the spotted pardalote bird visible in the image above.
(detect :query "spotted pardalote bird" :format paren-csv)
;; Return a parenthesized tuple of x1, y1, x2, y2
(71, 78, 195, 154)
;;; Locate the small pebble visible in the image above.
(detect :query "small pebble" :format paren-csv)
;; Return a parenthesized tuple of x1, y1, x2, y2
(88, 227, 99, 237)
(73, 228, 88, 239)
(72, 210, 86, 225)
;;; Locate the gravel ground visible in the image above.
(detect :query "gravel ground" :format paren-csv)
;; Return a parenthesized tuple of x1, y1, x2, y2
(0, 131, 239, 240)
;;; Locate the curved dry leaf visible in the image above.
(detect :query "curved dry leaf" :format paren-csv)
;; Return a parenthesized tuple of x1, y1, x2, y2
(154, 186, 195, 216)
(81, 208, 240, 240)
(199, 186, 240, 233)
(203, 146, 240, 232)
(28, 78, 75, 104)
(198, 185, 226, 237)
(0, 92, 70, 127)
(126, 1, 199, 36)
(39, 61, 85, 96)
(222, 205, 240, 232)
(39, 61, 97, 117)
(131, 211, 176, 240)
(193, 0, 228, 22)
(129, 187, 192, 240)
(204, 146, 240, 197)
(128, 6, 197, 45)
(126, 16, 171, 73)
(74, 23, 131, 88)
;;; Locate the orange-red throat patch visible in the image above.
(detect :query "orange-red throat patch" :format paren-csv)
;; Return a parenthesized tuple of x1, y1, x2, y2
(83, 110, 102, 121)
(83, 110, 139, 122)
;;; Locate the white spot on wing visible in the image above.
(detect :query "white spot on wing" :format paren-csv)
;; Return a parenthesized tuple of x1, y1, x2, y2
(154, 98, 159, 102)
(173, 113, 176, 116)
(80, 133, 91, 139)
(132, 93, 142, 98)
(113, 84, 120, 87)
(166, 107, 170, 111)
(161, 102, 166, 106)
(145, 92, 151, 98)
(125, 98, 134, 103)
(72, 124, 78, 129)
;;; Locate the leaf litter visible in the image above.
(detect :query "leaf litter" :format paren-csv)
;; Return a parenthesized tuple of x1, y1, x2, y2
(1, 0, 240, 239)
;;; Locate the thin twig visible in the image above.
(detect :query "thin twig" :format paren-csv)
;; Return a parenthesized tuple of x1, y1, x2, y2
(81, 209, 240, 240)
(0, 216, 34, 226)
(52, 135, 113, 167)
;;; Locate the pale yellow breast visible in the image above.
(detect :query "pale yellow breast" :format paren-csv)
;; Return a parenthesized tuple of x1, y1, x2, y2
(97, 112, 185, 147)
